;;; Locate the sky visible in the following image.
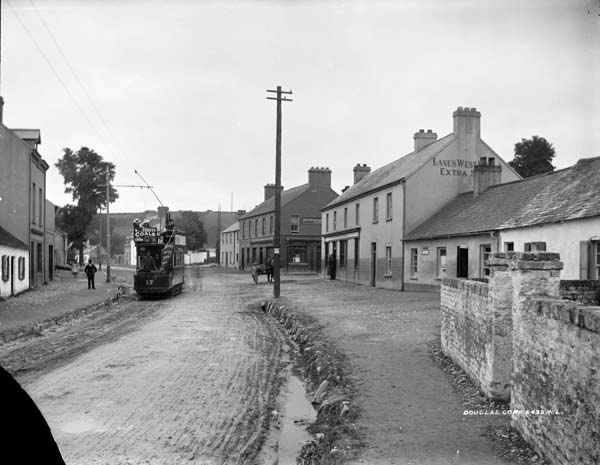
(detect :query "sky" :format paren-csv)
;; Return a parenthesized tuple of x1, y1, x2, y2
(2, 0, 599, 214)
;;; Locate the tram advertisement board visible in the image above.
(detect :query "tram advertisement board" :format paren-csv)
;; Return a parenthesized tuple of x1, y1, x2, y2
(134, 227, 158, 243)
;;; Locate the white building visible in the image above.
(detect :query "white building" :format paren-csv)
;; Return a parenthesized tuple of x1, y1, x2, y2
(220, 222, 239, 269)
(321, 107, 519, 290)
(0, 226, 29, 297)
(405, 156, 600, 288)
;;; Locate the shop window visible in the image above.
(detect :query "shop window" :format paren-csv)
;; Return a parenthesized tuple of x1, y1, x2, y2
(37, 243, 43, 272)
(436, 247, 447, 278)
(291, 215, 300, 233)
(373, 197, 379, 223)
(480, 244, 492, 277)
(18, 257, 26, 280)
(386, 193, 392, 220)
(1, 255, 9, 282)
(339, 240, 347, 268)
(385, 246, 392, 275)
(288, 246, 307, 264)
(355, 203, 360, 225)
(410, 248, 418, 277)
(354, 238, 360, 269)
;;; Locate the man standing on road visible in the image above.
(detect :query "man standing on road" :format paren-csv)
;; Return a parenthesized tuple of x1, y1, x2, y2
(84, 259, 97, 289)
(328, 253, 336, 280)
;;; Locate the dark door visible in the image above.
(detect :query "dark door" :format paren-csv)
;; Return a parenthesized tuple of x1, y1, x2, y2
(316, 246, 321, 273)
(457, 246, 469, 278)
(370, 242, 377, 287)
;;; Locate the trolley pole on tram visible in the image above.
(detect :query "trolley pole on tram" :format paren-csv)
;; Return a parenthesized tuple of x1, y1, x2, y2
(266, 85, 293, 298)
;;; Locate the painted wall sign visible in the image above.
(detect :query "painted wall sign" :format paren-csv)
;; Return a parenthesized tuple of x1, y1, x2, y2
(432, 158, 475, 176)
(301, 217, 322, 225)
(133, 226, 158, 243)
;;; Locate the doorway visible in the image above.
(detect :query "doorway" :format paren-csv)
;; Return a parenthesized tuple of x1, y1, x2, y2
(370, 242, 377, 287)
(457, 246, 469, 278)
(49, 246, 54, 281)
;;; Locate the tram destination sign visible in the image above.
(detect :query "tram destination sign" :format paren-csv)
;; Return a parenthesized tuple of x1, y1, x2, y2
(134, 227, 159, 243)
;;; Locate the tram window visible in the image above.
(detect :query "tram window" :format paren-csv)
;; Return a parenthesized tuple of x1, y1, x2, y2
(137, 247, 161, 271)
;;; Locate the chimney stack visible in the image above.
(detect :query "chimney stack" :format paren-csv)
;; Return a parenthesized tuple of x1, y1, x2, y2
(157, 206, 169, 232)
(264, 184, 277, 200)
(308, 167, 332, 188)
(413, 129, 438, 151)
(473, 157, 502, 197)
(353, 163, 371, 184)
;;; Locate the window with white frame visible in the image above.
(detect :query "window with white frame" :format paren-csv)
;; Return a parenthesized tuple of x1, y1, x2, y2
(386, 193, 392, 220)
(291, 215, 300, 233)
(410, 248, 418, 277)
(385, 246, 392, 275)
(373, 197, 379, 223)
(355, 203, 360, 225)
(333, 211, 337, 231)
(325, 213, 329, 232)
(480, 244, 492, 277)
(436, 247, 447, 278)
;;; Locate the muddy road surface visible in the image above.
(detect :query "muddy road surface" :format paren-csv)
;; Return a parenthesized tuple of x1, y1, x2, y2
(1, 267, 290, 465)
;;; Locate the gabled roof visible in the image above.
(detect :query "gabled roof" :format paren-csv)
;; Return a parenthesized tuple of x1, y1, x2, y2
(242, 184, 311, 218)
(222, 222, 239, 233)
(0, 227, 28, 250)
(12, 129, 41, 145)
(405, 157, 600, 240)
(324, 134, 455, 209)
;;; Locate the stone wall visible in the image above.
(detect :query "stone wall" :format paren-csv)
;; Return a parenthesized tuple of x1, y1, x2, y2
(442, 252, 600, 464)
(560, 280, 600, 305)
(512, 297, 600, 464)
(440, 277, 510, 399)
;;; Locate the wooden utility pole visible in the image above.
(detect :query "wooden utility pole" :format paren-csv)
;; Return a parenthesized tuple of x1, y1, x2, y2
(266, 86, 293, 298)
(105, 168, 111, 282)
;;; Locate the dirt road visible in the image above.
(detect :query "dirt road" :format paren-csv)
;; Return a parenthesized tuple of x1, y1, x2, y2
(2, 267, 287, 465)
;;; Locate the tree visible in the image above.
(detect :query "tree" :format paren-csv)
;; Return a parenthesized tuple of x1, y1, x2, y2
(55, 147, 118, 263)
(177, 211, 206, 251)
(508, 135, 556, 178)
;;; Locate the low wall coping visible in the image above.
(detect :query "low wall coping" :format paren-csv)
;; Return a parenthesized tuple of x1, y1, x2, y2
(528, 297, 600, 333)
(442, 277, 489, 297)
(487, 252, 563, 271)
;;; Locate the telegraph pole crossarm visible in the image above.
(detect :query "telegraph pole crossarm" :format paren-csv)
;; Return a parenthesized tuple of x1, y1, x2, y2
(266, 85, 293, 299)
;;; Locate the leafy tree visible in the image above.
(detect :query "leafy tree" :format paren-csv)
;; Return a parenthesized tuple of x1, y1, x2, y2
(508, 136, 556, 178)
(177, 211, 206, 251)
(55, 147, 118, 262)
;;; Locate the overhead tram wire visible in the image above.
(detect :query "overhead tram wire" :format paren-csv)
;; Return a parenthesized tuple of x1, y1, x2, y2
(6, 0, 116, 158)
(27, 0, 122, 153)
(134, 169, 164, 207)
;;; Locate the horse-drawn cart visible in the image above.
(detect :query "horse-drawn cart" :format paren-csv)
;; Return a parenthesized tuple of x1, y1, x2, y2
(251, 263, 274, 284)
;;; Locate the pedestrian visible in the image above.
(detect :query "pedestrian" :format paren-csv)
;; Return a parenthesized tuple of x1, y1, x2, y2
(328, 253, 336, 280)
(84, 259, 97, 289)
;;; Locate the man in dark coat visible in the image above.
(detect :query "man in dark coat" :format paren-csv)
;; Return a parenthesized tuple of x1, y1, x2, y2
(0, 365, 66, 464)
(328, 253, 336, 280)
(84, 259, 97, 289)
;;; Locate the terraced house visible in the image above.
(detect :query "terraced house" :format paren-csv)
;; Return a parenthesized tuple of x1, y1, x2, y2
(321, 107, 520, 290)
(405, 156, 600, 289)
(239, 167, 338, 273)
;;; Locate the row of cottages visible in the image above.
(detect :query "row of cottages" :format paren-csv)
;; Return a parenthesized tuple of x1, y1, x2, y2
(0, 116, 67, 298)
(239, 167, 338, 273)
(320, 107, 520, 290)
(220, 222, 240, 269)
(405, 156, 600, 288)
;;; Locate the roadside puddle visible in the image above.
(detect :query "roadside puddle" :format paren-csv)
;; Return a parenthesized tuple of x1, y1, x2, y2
(259, 346, 316, 464)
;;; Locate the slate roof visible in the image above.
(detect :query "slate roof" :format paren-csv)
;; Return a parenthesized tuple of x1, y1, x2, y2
(221, 222, 239, 234)
(242, 184, 311, 218)
(405, 157, 600, 240)
(0, 226, 28, 250)
(324, 134, 455, 209)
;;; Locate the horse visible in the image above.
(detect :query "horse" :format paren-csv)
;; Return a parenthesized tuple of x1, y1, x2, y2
(251, 261, 274, 284)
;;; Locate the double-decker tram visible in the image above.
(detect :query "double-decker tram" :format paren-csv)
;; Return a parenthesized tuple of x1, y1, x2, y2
(133, 220, 186, 298)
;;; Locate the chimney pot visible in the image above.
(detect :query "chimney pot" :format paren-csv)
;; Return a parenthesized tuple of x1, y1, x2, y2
(488, 157, 495, 166)
(353, 164, 371, 184)
(479, 157, 487, 165)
